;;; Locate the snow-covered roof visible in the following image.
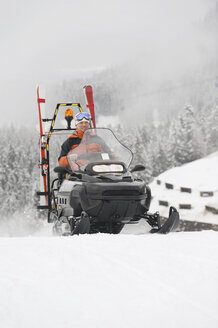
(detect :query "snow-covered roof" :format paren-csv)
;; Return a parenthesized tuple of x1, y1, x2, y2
(149, 151, 218, 224)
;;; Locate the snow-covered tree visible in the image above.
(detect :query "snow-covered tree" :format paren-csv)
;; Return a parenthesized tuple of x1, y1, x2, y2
(174, 105, 198, 164)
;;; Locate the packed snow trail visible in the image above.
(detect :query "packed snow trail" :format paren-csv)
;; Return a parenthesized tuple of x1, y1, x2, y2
(0, 231, 218, 328)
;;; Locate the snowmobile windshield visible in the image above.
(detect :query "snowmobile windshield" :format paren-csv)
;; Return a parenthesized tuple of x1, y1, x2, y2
(67, 128, 133, 172)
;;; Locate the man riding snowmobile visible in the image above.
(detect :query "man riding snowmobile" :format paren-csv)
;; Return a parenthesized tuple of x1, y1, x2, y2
(58, 112, 112, 171)
(36, 85, 180, 236)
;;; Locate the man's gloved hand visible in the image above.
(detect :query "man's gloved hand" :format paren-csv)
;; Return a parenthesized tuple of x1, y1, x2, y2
(67, 152, 78, 162)
(66, 152, 79, 171)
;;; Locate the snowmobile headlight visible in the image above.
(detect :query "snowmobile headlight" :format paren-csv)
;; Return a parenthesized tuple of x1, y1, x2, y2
(92, 164, 124, 173)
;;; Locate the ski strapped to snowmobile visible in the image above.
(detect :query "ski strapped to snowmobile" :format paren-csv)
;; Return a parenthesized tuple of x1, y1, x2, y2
(36, 85, 180, 235)
(37, 86, 48, 208)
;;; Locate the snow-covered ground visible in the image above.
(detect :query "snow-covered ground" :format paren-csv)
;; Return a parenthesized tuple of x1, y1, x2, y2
(0, 229, 218, 328)
(1, 153, 218, 328)
(149, 151, 218, 225)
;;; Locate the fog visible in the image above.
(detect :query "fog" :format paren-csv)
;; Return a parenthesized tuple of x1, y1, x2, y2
(0, 0, 217, 127)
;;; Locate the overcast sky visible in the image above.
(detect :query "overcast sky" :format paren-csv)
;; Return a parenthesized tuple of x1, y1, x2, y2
(0, 0, 216, 127)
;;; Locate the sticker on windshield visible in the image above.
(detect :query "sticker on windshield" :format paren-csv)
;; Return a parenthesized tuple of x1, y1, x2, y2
(101, 153, 109, 160)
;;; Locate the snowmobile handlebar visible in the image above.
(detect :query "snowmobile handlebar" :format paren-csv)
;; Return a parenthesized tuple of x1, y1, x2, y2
(54, 166, 82, 179)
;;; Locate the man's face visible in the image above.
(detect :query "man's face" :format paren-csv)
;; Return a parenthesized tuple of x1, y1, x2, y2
(76, 121, 90, 132)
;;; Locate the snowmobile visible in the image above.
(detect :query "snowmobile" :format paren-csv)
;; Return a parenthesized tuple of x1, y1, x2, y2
(36, 85, 179, 235)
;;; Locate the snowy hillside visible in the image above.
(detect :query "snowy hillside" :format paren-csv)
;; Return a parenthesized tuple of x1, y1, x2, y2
(149, 151, 218, 225)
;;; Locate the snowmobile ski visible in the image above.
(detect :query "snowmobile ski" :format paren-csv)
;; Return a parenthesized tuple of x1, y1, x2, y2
(150, 207, 180, 234)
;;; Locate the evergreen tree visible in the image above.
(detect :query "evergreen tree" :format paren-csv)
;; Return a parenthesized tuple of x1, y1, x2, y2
(164, 120, 177, 168)
(174, 104, 197, 164)
(204, 104, 218, 152)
